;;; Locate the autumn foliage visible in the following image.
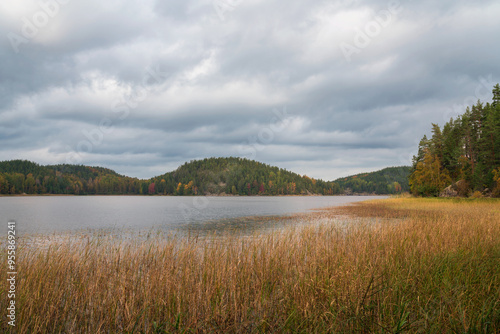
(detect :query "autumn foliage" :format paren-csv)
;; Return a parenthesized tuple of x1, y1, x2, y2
(410, 84, 500, 197)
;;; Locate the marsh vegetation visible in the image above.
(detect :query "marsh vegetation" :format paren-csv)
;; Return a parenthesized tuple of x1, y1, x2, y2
(1, 198, 499, 333)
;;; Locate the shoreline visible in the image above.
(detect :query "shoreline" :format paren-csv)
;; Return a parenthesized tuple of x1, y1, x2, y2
(0, 193, 390, 197)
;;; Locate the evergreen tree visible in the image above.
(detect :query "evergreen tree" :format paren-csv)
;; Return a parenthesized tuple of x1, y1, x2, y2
(492, 83, 500, 108)
(410, 84, 500, 196)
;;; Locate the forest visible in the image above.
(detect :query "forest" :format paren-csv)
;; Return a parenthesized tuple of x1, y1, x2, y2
(0, 157, 408, 196)
(334, 166, 410, 194)
(149, 157, 343, 196)
(410, 84, 500, 197)
(0, 160, 144, 195)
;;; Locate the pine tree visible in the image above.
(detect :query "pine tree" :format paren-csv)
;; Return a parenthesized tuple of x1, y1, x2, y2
(410, 83, 500, 197)
(412, 135, 430, 171)
(430, 123, 444, 161)
(441, 117, 463, 178)
(492, 83, 500, 108)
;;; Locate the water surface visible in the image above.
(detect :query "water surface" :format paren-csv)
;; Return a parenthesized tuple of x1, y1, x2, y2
(0, 195, 384, 235)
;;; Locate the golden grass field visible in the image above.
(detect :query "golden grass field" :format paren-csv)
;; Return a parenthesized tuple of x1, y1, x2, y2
(1, 197, 499, 333)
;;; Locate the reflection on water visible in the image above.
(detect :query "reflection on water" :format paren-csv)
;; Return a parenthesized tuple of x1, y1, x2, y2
(0, 195, 386, 238)
(17, 213, 368, 250)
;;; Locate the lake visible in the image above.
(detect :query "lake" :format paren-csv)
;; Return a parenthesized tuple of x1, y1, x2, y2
(0, 195, 384, 236)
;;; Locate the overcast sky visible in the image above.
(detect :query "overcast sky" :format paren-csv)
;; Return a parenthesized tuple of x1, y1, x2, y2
(1, 0, 499, 180)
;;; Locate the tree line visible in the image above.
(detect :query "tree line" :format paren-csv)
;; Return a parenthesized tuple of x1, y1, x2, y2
(149, 157, 343, 196)
(410, 84, 500, 197)
(0, 157, 409, 196)
(334, 166, 411, 195)
(0, 160, 146, 195)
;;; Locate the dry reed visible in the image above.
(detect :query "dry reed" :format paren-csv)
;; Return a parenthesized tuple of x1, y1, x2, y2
(1, 197, 499, 333)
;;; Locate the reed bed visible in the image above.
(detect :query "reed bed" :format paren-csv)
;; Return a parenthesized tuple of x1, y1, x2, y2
(1, 198, 499, 333)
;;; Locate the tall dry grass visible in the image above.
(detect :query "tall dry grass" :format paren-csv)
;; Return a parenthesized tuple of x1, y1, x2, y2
(1, 198, 499, 333)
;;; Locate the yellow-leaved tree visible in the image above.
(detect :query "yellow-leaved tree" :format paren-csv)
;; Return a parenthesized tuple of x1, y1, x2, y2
(409, 149, 451, 196)
(493, 167, 500, 197)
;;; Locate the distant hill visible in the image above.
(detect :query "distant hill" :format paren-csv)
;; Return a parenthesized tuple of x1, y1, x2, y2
(0, 160, 140, 195)
(150, 157, 341, 195)
(0, 158, 409, 196)
(333, 166, 411, 194)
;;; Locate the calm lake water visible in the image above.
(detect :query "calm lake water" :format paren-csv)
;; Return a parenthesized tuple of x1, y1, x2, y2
(0, 196, 384, 236)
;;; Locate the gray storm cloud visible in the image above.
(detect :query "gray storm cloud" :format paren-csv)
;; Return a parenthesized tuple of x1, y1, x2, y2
(1, 0, 499, 179)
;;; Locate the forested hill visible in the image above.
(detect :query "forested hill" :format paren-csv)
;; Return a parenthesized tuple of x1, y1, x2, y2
(0, 157, 409, 196)
(333, 166, 411, 194)
(0, 160, 138, 195)
(150, 157, 341, 195)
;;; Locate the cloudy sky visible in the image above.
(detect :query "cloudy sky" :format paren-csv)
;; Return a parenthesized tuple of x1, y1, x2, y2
(1, 0, 499, 180)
